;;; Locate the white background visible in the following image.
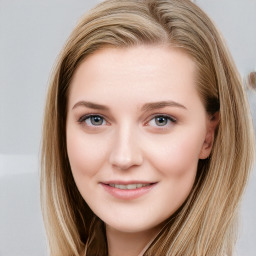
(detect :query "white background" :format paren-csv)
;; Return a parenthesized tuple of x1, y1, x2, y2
(0, 0, 255, 255)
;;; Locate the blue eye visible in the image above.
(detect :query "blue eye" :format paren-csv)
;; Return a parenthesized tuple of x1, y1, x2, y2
(148, 115, 176, 127)
(81, 115, 106, 126)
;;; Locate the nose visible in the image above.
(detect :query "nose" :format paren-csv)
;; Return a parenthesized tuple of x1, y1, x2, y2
(109, 126, 143, 170)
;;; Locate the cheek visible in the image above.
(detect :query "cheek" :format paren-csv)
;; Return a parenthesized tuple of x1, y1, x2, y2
(66, 128, 108, 179)
(144, 131, 204, 216)
(146, 128, 205, 177)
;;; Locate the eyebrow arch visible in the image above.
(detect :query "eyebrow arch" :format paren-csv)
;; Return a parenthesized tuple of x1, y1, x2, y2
(141, 101, 187, 112)
(72, 100, 187, 112)
(72, 101, 109, 111)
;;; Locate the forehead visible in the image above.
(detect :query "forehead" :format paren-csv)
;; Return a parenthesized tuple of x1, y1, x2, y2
(67, 45, 200, 110)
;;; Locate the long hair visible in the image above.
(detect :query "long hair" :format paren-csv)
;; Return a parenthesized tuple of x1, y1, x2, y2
(41, 0, 255, 255)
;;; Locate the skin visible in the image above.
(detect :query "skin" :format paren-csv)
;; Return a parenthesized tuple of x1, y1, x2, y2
(66, 45, 218, 256)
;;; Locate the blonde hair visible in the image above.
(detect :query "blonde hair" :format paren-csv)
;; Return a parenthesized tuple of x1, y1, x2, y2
(41, 0, 255, 255)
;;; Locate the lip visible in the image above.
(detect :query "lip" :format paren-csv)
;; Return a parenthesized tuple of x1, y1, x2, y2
(100, 181, 157, 200)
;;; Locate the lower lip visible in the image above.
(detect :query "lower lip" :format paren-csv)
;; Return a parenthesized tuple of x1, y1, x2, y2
(100, 183, 156, 200)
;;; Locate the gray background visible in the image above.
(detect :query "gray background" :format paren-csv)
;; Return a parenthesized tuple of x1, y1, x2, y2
(0, 0, 255, 255)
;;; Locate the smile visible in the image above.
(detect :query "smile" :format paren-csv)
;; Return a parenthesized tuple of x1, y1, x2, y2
(108, 183, 151, 190)
(101, 182, 157, 200)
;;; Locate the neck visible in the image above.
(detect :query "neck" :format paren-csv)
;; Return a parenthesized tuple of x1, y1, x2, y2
(106, 225, 161, 256)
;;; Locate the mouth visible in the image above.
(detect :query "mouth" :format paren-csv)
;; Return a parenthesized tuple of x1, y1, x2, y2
(108, 183, 153, 190)
(100, 181, 157, 200)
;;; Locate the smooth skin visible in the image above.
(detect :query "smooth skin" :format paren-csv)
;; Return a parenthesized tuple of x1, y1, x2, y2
(66, 45, 218, 256)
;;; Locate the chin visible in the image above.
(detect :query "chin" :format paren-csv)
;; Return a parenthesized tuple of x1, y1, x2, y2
(106, 222, 156, 234)
(101, 212, 169, 234)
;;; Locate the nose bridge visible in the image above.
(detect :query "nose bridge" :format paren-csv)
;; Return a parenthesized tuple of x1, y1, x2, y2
(109, 122, 143, 170)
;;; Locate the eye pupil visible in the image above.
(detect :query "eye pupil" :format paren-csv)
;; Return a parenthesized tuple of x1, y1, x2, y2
(91, 116, 103, 125)
(155, 116, 167, 126)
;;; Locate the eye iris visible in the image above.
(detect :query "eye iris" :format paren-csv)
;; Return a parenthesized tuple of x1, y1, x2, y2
(91, 116, 103, 125)
(155, 116, 168, 126)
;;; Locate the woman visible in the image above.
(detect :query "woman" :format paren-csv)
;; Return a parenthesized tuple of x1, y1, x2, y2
(41, 0, 255, 255)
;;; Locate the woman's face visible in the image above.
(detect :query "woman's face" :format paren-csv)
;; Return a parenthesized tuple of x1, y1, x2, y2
(66, 45, 215, 234)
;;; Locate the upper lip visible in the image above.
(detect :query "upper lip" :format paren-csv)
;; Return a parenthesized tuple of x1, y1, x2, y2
(101, 180, 156, 185)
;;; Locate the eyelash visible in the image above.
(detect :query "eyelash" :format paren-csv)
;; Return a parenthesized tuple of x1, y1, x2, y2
(146, 114, 176, 128)
(78, 114, 107, 126)
(77, 114, 177, 128)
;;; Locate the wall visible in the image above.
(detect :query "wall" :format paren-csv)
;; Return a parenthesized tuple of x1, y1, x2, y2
(0, 1, 255, 255)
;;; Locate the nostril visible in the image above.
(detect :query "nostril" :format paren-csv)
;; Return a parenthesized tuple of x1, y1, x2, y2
(109, 153, 143, 170)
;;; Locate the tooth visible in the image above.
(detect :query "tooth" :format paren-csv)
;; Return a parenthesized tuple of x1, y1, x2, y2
(127, 184, 137, 189)
(109, 183, 151, 189)
(116, 184, 127, 189)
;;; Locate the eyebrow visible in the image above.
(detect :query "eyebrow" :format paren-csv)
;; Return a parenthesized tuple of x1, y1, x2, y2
(72, 100, 187, 111)
(141, 101, 187, 112)
(72, 101, 109, 111)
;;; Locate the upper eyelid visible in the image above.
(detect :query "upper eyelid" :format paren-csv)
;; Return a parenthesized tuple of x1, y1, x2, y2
(145, 113, 177, 123)
(78, 113, 108, 123)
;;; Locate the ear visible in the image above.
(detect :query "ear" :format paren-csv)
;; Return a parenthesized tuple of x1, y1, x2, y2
(199, 112, 219, 159)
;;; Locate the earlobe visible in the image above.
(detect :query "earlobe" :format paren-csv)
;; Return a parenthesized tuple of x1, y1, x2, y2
(199, 112, 219, 160)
